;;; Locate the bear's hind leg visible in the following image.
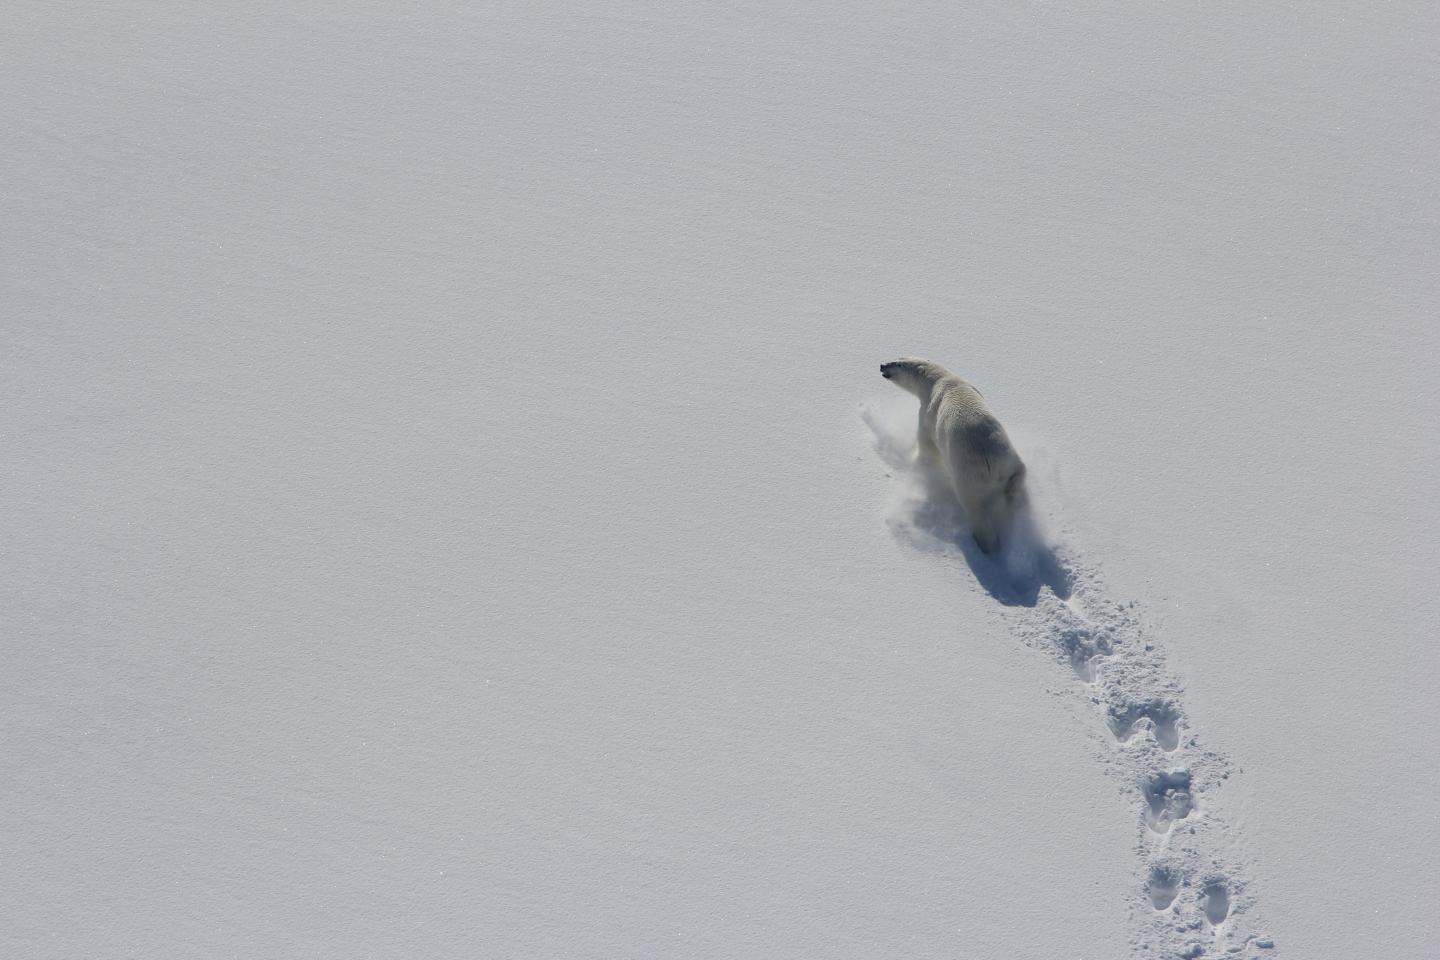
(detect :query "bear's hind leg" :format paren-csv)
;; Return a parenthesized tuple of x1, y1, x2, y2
(962, 491, 1002, 555)
(1004, 463, 1028, 509)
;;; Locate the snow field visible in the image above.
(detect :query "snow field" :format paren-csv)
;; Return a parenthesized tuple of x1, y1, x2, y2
(5, 1, 1439, 957)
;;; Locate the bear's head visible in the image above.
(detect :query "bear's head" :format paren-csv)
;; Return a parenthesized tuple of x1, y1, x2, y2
(880, 357, 941, 396)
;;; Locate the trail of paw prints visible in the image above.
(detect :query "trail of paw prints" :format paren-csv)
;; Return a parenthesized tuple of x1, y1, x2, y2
(1011, 555, 1274, 958)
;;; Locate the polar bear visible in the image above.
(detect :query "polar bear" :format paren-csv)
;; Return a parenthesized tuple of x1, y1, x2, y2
(880, 357, 1028, 555)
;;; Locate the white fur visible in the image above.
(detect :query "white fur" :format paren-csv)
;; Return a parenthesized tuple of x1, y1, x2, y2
(880, 357, 1028, 554)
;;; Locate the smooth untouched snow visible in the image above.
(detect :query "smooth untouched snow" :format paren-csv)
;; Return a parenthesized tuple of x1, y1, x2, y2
(4, 2, 1438, 959)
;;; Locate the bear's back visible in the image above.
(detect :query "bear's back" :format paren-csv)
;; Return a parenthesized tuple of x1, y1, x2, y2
(934, 376, 1018, 469)
(934, 375, 991, 424)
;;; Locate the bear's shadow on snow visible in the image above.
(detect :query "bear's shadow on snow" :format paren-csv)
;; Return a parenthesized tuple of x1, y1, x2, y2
(864, 407, 1072, 608)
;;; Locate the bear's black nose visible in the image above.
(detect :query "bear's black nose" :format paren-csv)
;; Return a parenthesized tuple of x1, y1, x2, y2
(881, 367, 891, 378)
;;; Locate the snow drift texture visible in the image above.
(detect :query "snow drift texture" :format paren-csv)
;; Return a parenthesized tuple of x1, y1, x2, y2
(4, 2, 1438, 958)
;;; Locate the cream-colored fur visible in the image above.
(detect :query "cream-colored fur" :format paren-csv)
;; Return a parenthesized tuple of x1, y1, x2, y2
(880, 357, 1027, 554)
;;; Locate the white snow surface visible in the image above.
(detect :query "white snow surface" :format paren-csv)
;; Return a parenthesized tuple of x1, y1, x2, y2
(4, 2, 1439, 958)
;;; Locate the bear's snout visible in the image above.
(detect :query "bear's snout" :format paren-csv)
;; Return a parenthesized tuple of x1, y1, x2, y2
(880, 365, 892, 379)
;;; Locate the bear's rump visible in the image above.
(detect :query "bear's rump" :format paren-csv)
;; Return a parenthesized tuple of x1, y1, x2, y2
(938, 414, 1015, 484)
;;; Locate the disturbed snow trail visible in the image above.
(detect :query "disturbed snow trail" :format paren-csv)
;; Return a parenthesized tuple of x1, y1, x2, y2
(865, 405, 1276, 960)
(1018, 568, 1273, 959)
